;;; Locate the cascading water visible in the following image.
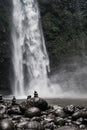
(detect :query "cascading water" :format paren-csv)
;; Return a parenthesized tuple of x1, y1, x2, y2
(12, 0, 50, 97)
(11, 0, 87, 98)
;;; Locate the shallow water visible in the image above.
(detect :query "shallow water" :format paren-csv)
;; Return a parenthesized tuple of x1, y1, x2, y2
(4, 98, 87, 107)
(46, 98, 87, 107)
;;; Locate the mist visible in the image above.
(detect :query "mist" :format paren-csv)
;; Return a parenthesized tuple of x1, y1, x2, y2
(49, 55, 87, 98)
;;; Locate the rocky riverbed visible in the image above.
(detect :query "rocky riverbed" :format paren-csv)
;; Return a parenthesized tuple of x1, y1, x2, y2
(0, 93, 87, 130)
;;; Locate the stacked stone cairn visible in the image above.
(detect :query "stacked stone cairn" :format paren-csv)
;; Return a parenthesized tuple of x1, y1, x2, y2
(0, 92, 87, 130)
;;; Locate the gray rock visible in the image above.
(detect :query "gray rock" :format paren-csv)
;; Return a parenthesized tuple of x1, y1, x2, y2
(55, 117, 66, 126)
(72, 111, 81, 120)
(12, 115, 22, 121)
(25, 121, 44, 130)
(0, 119, 14, 130)
(79, 124, 85, 129)
(72, 109, 87, 120)
(19, 101, 27, 113)
(16, 121, 28, 129)
(54, 126, 79, 130)
(25, 107, 41, 118)
(31, 116, 41, 121)
(44, 117, 54, 123)
(63, 105, 75, 115)
(7, 105, 22, 115)
(28, 97, 48, 111)
(44, 122, 54, 129)
(0, 105, 6, 114)
(54, 107, 66, 118)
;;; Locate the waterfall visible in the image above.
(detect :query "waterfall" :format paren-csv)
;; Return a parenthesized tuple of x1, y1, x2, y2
(12, 0, 50, 97)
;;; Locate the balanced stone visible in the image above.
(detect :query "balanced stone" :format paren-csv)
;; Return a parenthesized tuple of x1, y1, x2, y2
(0, 95, 4, 103)
(34, 91, 38, 98)
(27, 95, 31, 100)
(12, 96, 16, 105)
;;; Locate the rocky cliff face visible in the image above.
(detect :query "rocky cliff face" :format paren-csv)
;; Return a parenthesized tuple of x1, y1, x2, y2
(0, 0, 12, 94)
(38, 0, 87, 69)
(0, 0, 87, 94)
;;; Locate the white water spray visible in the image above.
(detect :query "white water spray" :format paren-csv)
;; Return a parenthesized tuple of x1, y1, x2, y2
(12, 0, 50, 97)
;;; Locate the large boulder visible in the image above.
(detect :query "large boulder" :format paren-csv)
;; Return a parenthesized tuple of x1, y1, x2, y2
(0, 119, 14, 130)
(27, 97, 48, 111)
(63, 105, 75, 115)
(72, 109, 87, 120)
(72, 111, 82, 120)
(25, 107, 41, 118)
(20, 97, 48, 113)
(25, 121, 44, 130)
(54, 106, 66, 118)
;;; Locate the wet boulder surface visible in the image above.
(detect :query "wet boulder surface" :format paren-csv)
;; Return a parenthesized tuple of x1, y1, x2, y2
(25, 107, 41, 118)
(0, 119, 14, 130)
(0, 95, 87, 130)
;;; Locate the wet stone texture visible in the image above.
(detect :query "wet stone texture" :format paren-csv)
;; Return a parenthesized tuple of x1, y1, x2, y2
(0, 94, 87, 130)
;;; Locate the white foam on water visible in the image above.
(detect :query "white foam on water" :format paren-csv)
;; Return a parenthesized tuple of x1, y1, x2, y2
(12, 0, 50, 97)
(12, 0, 87, 99)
